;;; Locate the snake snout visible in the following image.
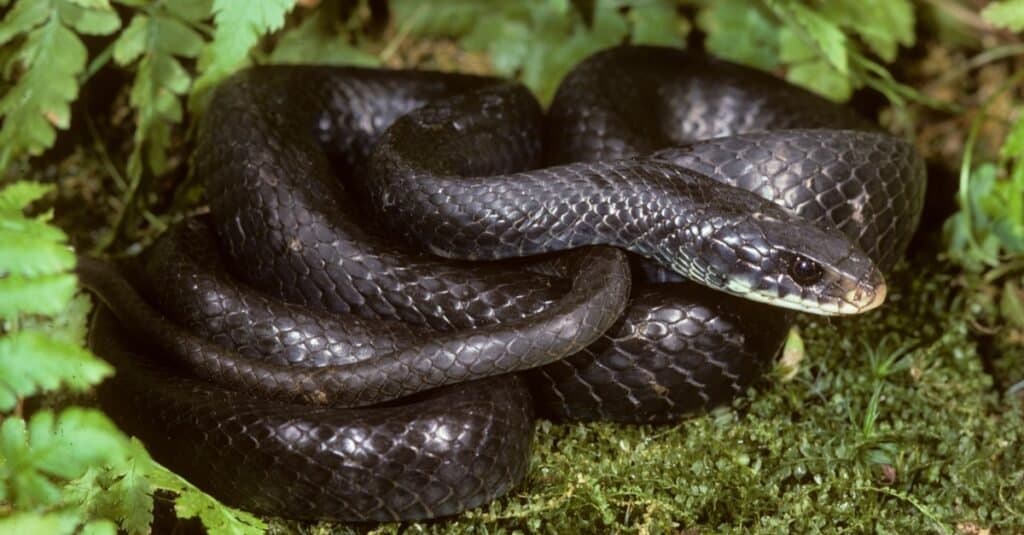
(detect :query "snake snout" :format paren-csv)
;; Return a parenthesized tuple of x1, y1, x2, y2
(842, 268, 887, 314)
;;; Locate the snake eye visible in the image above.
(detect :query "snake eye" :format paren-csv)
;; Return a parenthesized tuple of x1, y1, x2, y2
(789, 255, 824, 285)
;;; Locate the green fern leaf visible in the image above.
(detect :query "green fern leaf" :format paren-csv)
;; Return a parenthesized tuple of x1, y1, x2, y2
(767, 0, 848, 75)
(67, 0, 113, 8)
(0, 181, 52, 215)
(627, 1, 688, 46)
(57, 0, 120, 35)
(0, 0, 121, 169)
(0, 408, 129, 509)
(1002, 115, 1024, 161)
(0, 219, 75, 278)
(111, 13, 148, 65)
(0, 0, 50, 46)
(0, 330, 113, 411)
(818, 0, 914, 62)
(113, 7, 206, 180)
(192, 0, 294, 107)
(0, 181, 73, 279)
(0, 15, 85, 167)
(61, 441, 156, 535)
(697, 0, 780, 70)
(0, 273, 78, 319)
(391, 0, 491, 37)
(982, 0, 1024, 31)
(15, 291, 94, 357)
(0, 512, 79, 535)
(165, 0, 213, 22)
(456, 0, 629, 102)
(81, 519, 118, 535)
(62, 468, 105, 519)
(779, 27, 851, 101)
(107, 456, 154, 535)
(147, 462, 267, 535)
(520, 0, 629, 102)
(270, 7, 379, 66)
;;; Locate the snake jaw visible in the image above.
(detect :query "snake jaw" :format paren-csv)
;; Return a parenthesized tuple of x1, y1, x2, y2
(841, 270, 887, 314)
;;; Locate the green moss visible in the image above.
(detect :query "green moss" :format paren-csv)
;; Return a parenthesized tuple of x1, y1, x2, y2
(265, 265, 1023, 534)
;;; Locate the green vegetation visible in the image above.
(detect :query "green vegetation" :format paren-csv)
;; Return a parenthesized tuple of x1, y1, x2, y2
(1, 0, 1022, 533)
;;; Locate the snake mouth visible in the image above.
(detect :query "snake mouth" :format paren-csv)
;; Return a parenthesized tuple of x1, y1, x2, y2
(840, 271, 887, 314)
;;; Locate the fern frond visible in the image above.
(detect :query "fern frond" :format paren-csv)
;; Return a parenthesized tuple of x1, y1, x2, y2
(191, 0, 294, 109)
(146, 459, 267, 535)
(0, 408, 129, 509)
(0, 0, 121, 169)
(0, 330, 113, 411)
(113, 5, 206, 180)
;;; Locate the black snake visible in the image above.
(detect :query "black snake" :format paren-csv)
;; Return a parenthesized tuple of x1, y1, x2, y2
(79, 46, 925, 521)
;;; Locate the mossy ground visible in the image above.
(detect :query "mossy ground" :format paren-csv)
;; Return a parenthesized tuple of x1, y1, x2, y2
(253, 262, 1020, 534)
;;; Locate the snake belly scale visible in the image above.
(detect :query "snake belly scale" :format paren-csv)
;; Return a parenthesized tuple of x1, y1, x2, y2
(79, 46, 925, 521)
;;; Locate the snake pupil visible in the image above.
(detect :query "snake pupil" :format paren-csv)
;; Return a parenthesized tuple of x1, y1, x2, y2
(790, 256, 824, 285)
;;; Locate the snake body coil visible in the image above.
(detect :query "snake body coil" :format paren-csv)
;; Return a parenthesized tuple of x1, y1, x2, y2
(81, 46, 925, 521)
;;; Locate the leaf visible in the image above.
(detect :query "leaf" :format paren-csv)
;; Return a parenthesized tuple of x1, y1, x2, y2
(626, 1, 688, 47)
(0, 272, 78, 320)
(126, 51, 192, 178)
(0, 409, 129, 509)
(778, 327, 805, 382)
(818, 0, 914, 62)
(67, 0, 112, 8)
(0, 512, 80, 535)
(147, 462, 267, 535)
(164, 0, 214, 22)
(81, 519, 118, 535)
(108, 458, 155, 535)
(0, 0, 123, 168)
(0, 13, 87, 168)
(696, 0, 780, 70)
(981, 0, 1024, 31)
(62, 441, 156, 535)
(114, 5, 206, 182)
(269, 7, 379, 66)
(153, 15, 205, 57)
(57, 0, 121, 35)
(391, 0, 491, 37)
(766, 0, 848, 74)
(444, 0, 592, 101)
(112, 14, 149, 65)
(463, 17, 531, 74)
(0, 0, 50, 47)
(18, 292, 95, 346)
(780, 29, 851, 101)
(515, 0, 628, 102)
(0, 330, 114, 411)
(0, 219, 74, 278)
(192, 0, 294, 107)
(0, 181, 53, 216)
(1002, 116, 1024, 161)
(173, 488, 268, 535)
(1001, 280, 1024, 329)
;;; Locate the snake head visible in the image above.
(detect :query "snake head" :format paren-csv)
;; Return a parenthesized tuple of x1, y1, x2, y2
(681, 210, 886, 316)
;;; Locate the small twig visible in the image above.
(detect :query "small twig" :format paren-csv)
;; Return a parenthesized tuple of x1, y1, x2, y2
(83, 110, 127, 192)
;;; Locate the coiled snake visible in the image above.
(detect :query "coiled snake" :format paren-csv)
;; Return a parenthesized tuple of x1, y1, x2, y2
(79, 46, 925, 521)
